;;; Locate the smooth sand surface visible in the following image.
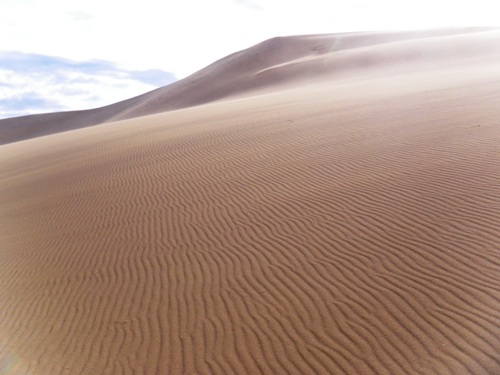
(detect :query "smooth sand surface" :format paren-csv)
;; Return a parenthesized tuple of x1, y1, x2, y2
(1, 29, 500, 374)
(1, 27, 497, 145)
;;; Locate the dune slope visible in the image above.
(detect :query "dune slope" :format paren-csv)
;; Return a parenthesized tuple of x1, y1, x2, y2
(0, 27, 497, 145)
(1, 30, 500, 375)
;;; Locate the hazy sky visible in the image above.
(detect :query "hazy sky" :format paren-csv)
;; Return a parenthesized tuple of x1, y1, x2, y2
(0, 0, 498, 118)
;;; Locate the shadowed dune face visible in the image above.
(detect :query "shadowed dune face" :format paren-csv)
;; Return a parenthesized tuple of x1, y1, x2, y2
(1, 30, 500, 375)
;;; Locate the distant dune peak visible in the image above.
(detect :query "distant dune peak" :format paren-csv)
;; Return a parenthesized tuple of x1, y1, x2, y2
(0, 27, 499, 145)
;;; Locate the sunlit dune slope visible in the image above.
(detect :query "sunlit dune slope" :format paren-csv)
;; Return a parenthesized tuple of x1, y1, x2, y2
(1, 29, 500, 375)
(0, 27, 498, 145)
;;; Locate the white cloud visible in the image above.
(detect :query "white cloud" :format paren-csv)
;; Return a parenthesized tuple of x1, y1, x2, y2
(0, 52, 176, 118)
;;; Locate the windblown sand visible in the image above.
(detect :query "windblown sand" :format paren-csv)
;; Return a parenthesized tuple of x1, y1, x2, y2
(1, 30, 500, 374)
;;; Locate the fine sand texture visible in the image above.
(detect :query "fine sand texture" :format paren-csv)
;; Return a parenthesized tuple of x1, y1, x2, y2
(1, 29, 500, 374)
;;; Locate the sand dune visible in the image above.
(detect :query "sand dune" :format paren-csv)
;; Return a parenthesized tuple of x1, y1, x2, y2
(1, 29, 500, 374)
(1, 27, 498, 145)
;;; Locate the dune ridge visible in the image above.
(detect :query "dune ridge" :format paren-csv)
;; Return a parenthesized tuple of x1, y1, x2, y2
(0, 27, 498, 145)
(1, 29, 500, 374)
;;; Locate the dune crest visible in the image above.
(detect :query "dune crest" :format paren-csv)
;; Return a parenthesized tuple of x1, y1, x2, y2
(0, 27, 499, 145)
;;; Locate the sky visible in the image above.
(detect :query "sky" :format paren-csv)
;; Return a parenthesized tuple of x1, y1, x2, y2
(0, 0, 498, 119)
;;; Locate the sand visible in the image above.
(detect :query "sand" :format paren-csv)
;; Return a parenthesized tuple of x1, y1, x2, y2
(1, 27, 498, 145)
(0, 29, 500, 374)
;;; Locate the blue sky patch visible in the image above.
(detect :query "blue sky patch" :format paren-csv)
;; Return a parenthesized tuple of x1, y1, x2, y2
(0, 52, 177, 119)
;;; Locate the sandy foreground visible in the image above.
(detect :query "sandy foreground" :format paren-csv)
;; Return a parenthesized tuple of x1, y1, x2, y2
(1, 29, 500, 374)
